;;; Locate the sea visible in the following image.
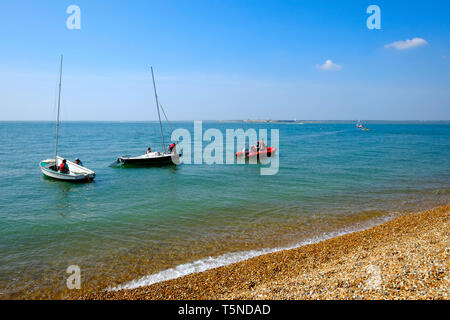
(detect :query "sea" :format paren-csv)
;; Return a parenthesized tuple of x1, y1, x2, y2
(0, 121, 449, 298)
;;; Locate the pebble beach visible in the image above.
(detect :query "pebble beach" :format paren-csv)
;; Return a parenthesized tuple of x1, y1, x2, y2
(80, 204, 449, 300)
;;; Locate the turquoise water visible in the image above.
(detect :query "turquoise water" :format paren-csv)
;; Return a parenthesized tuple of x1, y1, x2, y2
(0, 121, 449, 298)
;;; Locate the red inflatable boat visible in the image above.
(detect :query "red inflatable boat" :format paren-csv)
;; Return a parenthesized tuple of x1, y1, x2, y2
(235, 147, 277, 159)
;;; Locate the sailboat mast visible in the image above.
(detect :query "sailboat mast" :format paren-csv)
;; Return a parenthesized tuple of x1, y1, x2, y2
(151, 67, 166, 152)
(55, 55, 63, 162)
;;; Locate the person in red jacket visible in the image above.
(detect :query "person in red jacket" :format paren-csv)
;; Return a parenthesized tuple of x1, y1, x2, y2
(168, 143, 176, 154)
(58, 159, 69, 174)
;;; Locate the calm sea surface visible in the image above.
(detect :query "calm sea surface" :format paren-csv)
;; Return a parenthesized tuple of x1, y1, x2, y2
(0, 121, 449, 298)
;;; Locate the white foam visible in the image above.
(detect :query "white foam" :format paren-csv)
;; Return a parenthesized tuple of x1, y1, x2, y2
(108, 216, 394, 291)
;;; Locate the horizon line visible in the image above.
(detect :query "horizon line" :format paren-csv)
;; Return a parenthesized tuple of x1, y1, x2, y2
(1, 120, 449, 123)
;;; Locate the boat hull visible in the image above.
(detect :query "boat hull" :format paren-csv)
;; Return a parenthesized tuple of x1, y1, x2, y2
(248, 147, 276, 159)
(236, 147, 277, 160)
(117, 153, 181, 167)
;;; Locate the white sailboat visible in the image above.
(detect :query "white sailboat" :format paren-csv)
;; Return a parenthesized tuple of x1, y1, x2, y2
(116, 67, 180, 166)
(39, 55, 96, 182)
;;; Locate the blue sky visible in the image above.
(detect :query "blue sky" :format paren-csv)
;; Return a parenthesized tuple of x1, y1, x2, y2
(0, 0, 449, 120)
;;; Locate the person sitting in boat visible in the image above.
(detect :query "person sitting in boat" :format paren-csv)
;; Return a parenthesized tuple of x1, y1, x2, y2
(58, 159, 69, 174)
(251, 145, 257, 153)
(74, 158, 83, 166)
(260, 139, 266, 151)
(168, 143, 176, 154)
(146, 147, 152, 154)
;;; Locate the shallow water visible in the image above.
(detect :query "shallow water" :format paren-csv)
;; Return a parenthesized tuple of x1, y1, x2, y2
(0, 121, 449, 298)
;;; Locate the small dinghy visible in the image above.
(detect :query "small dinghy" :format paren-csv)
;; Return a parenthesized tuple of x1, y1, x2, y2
(40, 157, 95, 182)
(115, 67, 181, 167)
(39, 55, 96, 182)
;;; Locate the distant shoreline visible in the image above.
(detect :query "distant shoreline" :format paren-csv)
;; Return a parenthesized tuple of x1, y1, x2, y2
(219, 120, 450, 124)
(80, 204, 449, 300)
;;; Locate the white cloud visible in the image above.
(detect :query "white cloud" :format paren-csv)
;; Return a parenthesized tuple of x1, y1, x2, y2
(385, 38, 428, 50)
(317, 60, 342, 71)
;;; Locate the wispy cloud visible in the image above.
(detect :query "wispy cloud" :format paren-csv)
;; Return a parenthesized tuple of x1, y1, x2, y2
(317, 60, 342, 71)
(385, 38, 428, 50)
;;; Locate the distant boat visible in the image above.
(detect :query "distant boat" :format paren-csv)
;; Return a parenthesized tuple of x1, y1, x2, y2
(39, 55, 96, 182)
(356, 121, 371, 131)
(116, 67, 181, 166)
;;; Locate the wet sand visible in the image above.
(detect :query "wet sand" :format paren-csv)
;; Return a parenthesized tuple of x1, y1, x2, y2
(80, 204, 449, 300)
